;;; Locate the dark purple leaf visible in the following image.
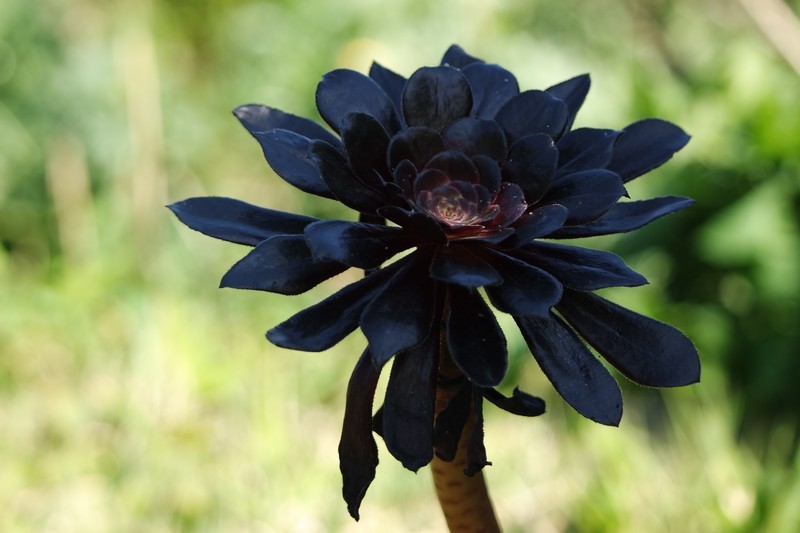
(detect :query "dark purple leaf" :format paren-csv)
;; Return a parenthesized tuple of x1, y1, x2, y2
(446, 286, 508, 387)
(425, 150, 480, 183)
(220, 235, 347, 295)
(549, 196, 695, 238)
(462, 62, 520, 120)
(482, 387, 545, 417)
(413, 168, 450, 198)
(433, 382, 471, 461)
(388, 127, 445, 171)
(464, 391, 489, 476)
(492, 182, 528, 227)
(310, 140, 387, 213)
(305, 220, 413, 269)
(555, 128, 621, 177)
(339, 349, 381, 521)
(341, 113, 391, 185)
(483, 250, 562, 317)
(441, 44, 483, 68)
(608, 119, 690, 182)
(252, 129, 333, 198)
(372, 404, 385, 438)
(391, 159, 417, 197)
(502, 133, 558, 203)
(382, 330, 438, 471)
(516, 241, 647, 290)
(369, 62, 406, 118)
(442, 118, 508, 161)
(402, 66, 473, 132)
(472, 155, 502, 195)
(168, 197, 317, 246)
(544, 169, 626, 224)
(267, 260, 402, 351)
(233, 104, 341, 147)
(516, 313, 622, 426)
(359, 212, 387, 227)
(503, 204, 568, 248)
(557, 289, 701, 387)
(546, 74, 590, 130)
(361, 254, 436, 367)
(454, 227, 515, 245)
(377, 206, 448, 243)
(495, 90, 569, 144)
(316, 69, 401, 133)
(430, 245, 502, 287)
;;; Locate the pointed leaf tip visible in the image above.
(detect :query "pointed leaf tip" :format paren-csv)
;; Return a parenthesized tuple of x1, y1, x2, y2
(340, 350, 381, 521)
(558, 289, 701, 387)
(516, 313, 623, 426)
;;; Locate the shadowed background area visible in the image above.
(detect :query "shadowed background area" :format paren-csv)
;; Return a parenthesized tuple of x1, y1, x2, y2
(1, 0, 799, 531)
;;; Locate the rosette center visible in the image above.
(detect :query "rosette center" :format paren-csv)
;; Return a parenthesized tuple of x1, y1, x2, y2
(417, 183, 499, 228)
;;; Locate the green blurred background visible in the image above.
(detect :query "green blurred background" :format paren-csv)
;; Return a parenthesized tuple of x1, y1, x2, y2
(2, 0, 799, 531)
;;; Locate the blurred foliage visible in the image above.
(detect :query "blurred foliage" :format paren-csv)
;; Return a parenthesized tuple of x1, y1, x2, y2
(1, 0, 800, 531)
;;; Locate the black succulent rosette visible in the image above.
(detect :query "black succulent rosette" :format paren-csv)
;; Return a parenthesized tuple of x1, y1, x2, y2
(169, 45, 700, 519)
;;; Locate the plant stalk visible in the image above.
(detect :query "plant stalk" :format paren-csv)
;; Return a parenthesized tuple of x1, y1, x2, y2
(431, 344, 501, 533)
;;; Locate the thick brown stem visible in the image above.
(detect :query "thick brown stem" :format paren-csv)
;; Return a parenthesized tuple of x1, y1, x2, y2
(431, 345, 501, 533)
